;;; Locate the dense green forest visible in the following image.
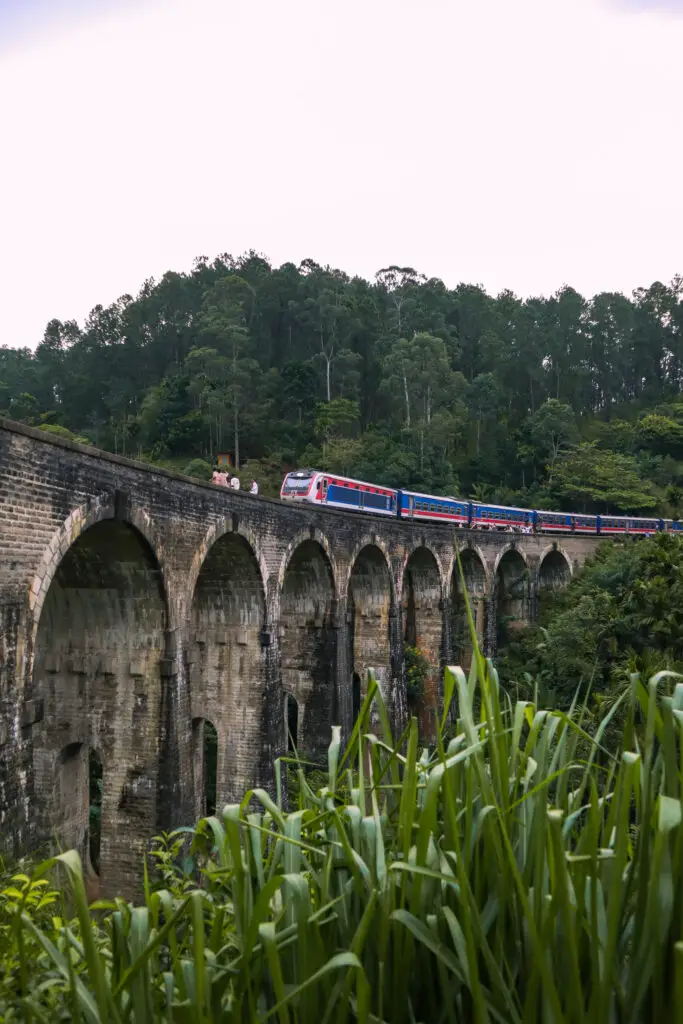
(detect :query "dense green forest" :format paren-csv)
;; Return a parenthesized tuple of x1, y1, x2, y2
(501, 533, 683, 706)
(2, 253, 683, 511)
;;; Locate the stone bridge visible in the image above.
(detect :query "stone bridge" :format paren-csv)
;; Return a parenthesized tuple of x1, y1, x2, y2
(0, 418, 601, 895)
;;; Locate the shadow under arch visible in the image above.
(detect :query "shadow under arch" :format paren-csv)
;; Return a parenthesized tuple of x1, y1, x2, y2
(185, 518, 270, 624)
(401, 545, 443, 741)
(31, 515, 169, 900)
(452, 546, 488, 670)
(347, 543, 396, 726)
(279, 536, 337, 762)
(188, 530, 267, 806)
(495, 546, 530, 651)
(538, 545, 573, 593)
(275, 528, 340, 620)
(28, 496, 167, 661)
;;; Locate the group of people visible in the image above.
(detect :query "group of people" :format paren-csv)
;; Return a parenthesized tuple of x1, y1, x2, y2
(459, 522, 535, 534)
(211, 468, 258, 495)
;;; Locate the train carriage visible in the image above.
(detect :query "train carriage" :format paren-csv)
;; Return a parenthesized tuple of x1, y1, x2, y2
(536, 511, 599, 534)
(536, 511, 573, 533)
(398, 490, 469, 524)
(470, 502, 533, 530)
(280, 469, 397, 515)
(598, 515, 663, 535)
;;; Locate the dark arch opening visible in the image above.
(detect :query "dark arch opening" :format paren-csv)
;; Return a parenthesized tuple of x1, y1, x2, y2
(190, 532, 266, 806)
(495, 549, 529, 651)
(352, 673, 361, 724)
(54, 742, 87, 862)
(452, 549, 487, 669)
(402, 548, 442, 740)
(191, 717, 218, 819)
(280, 540, 336, 761)
(539, 549, 571, 593)
(286, 694, 299, 752)
(204, 723, 217, 817)
(33, 519, 168, 899)
(348, 545, 393, 726)
(88, 748, 103, 874)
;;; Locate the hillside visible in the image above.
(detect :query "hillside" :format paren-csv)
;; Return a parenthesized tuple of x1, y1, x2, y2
(2, 253, 683, 512)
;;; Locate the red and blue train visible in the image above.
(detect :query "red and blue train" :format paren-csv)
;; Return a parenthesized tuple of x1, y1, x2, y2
(280, 468, 678, 536)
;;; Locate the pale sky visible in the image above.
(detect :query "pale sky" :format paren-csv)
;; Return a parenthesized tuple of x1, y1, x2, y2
(1, 0, 682, 349)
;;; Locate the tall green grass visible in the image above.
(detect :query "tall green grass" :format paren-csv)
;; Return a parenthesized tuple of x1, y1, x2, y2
(2, 616, 683, 1020)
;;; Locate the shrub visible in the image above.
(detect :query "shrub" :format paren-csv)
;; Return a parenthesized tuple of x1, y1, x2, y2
(3, 622, 683, 1019)
(183, 457, 213, 481)
(404, 643, 432, 705)
(38, 422, 92, 445)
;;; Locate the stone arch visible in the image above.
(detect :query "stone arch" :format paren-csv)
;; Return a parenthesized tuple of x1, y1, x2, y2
(188, 532, 266, 806)
(539, 546, 572, 593)
(28, 496, 166, 657)
(185, 519, 269, 623)
(397, 541, 445, 606)
(343, 534, 396, 606)
(32, 518, 169, 899)
(347, 544, 395, 721)
(401, 546, 443, 740)
(452, 547, 488, 670)
(492, 543, 529, 578)
(495, 547, 530, 650)
(275, 528, 340, 615)
(279, 539, 336, 761)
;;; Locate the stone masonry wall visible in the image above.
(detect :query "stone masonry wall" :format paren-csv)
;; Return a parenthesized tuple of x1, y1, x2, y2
(0, 418, 600, 896)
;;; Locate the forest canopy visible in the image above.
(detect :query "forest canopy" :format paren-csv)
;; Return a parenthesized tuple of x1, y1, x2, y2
(2, 252, 683, 511)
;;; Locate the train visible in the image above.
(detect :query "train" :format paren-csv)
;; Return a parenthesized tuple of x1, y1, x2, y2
(280, 468, 679, 536)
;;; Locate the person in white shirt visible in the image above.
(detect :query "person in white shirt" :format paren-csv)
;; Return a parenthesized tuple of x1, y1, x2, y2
(230, 474, 240, 490)
(250, 479, 259, 495)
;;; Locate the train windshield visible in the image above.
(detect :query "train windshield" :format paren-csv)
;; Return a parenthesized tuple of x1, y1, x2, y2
(282, 470, 316, 494)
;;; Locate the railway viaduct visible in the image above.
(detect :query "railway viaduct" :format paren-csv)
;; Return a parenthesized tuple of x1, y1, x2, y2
(0, 418, 601, 895)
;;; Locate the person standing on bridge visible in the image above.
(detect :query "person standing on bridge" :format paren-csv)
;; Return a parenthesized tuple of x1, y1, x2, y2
(250, 479, 259, 495)
(230, 472, 240, 490)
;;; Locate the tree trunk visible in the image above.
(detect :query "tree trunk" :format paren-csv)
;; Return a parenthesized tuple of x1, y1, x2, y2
(234, 400, 239, 470)
(403, 373, 411, 427)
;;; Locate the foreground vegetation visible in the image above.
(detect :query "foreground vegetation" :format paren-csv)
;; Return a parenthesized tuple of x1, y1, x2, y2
(2, 255, 683, 514)
(3, 629, 683, 1019)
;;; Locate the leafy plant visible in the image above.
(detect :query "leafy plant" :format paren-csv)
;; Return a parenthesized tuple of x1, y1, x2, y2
(2, 590, 683, 1019)
(404, 643, 432, 705)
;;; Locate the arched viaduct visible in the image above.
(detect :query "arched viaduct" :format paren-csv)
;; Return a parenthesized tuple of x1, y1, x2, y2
(0, 418, 600, 896)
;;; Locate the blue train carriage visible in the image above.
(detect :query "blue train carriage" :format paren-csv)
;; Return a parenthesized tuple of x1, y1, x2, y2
(535, 511, 598, 534)
(470, 502, 533, 530)
(597, 515, 663, 535)
(398, 490, 470, 524)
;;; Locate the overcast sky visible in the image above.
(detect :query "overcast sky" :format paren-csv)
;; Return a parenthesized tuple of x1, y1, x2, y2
(1, 0, 682, 349)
